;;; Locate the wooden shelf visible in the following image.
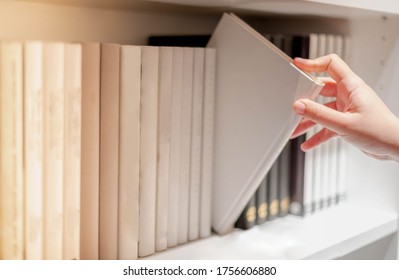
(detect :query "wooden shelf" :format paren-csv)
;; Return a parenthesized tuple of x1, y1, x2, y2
(144, 203, 398, 260)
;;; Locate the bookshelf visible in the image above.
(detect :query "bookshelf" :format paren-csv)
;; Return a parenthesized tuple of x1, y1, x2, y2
(2, 0, 399, 259)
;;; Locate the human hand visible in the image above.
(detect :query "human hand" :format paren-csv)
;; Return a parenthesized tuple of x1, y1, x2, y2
(291, 54, 399, 162)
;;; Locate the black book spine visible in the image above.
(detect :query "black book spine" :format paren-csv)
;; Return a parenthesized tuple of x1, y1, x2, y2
(235, 195, 257, 230)
(267, 160, 279, 221)
(256, 177, 268, 225)
(278, 142, 291, 217)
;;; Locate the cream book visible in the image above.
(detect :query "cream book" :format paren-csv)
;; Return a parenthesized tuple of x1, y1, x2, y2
(43, 42, 65, 260)
(167, 47, 183, 248)
(118, 45, 141, 260)
(139, 46, 159, 257)
(189, 48, 205, 241)
(207, 13, 323, 234)
(63, 43, 82, 260)
(178, 47, 194, 245)
(24, 42, 44, 260)
(0, 42, 24, 260)
(80, 43, 100, 260)
(99, 44, 120, 260)
(156, 47, 173, 252)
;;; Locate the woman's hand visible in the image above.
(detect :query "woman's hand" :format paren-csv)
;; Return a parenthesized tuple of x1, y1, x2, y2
(291, 54, 399, 162)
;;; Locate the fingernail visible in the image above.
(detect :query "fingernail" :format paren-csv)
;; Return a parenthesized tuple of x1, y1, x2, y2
(293, 101, 306, 115)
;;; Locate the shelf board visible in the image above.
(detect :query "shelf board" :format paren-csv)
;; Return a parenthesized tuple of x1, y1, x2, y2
(144, 203, 398, 259)
(18, 0, 399, 17)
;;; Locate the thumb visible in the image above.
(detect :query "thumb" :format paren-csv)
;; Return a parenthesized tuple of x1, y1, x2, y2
(293, 99, 348, 134)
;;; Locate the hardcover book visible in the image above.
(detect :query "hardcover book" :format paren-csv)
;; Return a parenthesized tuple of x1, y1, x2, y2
(207, 13, 323, 234)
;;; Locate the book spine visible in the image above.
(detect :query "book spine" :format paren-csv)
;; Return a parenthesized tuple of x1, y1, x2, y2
(235, 195, 257, 230)
(24, 42, 44, 260)
(80, 42, 100, 260)
(200, 48, 216, 238)
(189, 48, 205, 241)
(63, 43, 82, 260)
(168, 47, 183, 247)
(118, 45, 141, 259)
(99, 44, 120, 260)
(256, 178, 268, 225)
(156, 47, 172, 252)
(139, 46, 159, 257)
(43, 42, 65, 260)
(178, 47, 194, 245)
(267, 160, 280, 220)
(0, 42, 24, 260)
(278, 142, 291, 217)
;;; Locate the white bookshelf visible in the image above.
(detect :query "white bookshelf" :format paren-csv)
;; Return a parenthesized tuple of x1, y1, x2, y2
(145, 203, 398, 260)
(2, 0, 399, 259)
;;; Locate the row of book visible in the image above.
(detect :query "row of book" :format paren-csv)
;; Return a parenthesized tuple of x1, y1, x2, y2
(0, 41, 215, 260)
(235, 32, 351, 229)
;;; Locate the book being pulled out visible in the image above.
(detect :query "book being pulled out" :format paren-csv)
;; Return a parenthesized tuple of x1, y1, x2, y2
(208, 13, 324, 234)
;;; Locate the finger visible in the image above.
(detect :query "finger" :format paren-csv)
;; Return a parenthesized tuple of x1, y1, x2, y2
(291, 118, 316, 139)
(294, 54, 355, 82)
(292, 99, 347, 134)
(291, 100, 337, 138)
(301, 127, 336, 151)
(318, 77, 337, 97)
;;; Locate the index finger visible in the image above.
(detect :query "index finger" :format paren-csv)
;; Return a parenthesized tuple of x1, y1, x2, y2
(294, 54, 355, 82)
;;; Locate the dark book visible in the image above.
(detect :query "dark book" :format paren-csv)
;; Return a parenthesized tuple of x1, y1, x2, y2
(234, 195, 257, 230)
(267, 160, 279, 221)
(289, 35, 310, 216)
(278, 142, 291, 217)
(148, 35, 211, 47)
(256, 177, 268, 225)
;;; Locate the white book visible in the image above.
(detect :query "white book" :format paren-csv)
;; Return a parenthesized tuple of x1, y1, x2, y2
(313, 33, 326, 213)
(43, 42, 64, 260)
(99, 44, 120, 260)
(178, 47, 194, 245)
(139, 46, 159, 257)
(200, 48, 216, 238)
(118, 45, 141, 260)
(168, 47, 183, 248)
(303, 33, 318, 215)
(336, 36, 351, 203)
(207, 13, 323, 234)
(24, 42, 44, 260)
(189, 48, 205, 241)
(325, 34, 337, 208)
(156, 47, 173, 252)
(330, 35, 344, 205)
(80, 42, 100, 260)
(63, 43, 82, 260)
(0, 42, 24, 260)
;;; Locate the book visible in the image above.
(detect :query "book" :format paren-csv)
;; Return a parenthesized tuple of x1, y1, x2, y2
(178, 47, 194, 245)
(43, 42, 64, 260)
(99, 43, 120, 260)
(63, 43, 82, 260)
(80, 42, 100, 260)
(118, 45, 141, 260)
(199, 48, 216, 239)
(189, 48, 205, 241)
(256, 178, 268, 225)
(207, 13, 323, 234)
(156, 47, 173, 252)
(139, 46, 159, 257)
(168, 47, 183, 247)
(267, 160, 279, 220)
(24, 42, 44, 260)
(234, 195, 256, 230)
(0, 41, 24, 260)
(289, 35, 310, 216)
(278, 142, 291, 217)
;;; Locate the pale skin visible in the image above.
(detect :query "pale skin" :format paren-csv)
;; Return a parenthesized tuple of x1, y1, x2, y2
(291, 54, 399, 162)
